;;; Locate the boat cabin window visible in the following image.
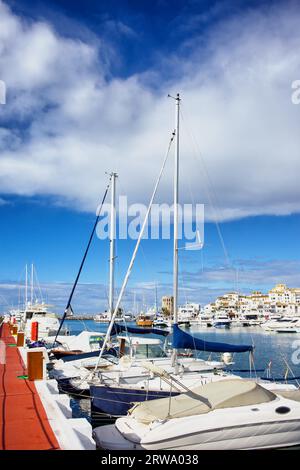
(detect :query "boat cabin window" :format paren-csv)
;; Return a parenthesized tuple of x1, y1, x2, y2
(131, 343, 167, 359)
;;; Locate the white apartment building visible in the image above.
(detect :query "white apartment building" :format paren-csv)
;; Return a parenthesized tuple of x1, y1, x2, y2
(204, 284, 300, 317)
(268, 284, 300, 315)
(178, 302, 200, 320)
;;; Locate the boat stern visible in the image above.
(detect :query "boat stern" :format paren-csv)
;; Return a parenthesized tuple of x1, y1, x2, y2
(93, 423, 142, 450)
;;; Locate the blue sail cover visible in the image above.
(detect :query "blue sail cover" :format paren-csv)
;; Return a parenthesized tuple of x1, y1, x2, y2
(172, 324, 253, 353)
(111, 323, 169, 337)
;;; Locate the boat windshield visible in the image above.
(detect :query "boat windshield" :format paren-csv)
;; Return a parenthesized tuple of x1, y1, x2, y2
(132, 343, 167, 359)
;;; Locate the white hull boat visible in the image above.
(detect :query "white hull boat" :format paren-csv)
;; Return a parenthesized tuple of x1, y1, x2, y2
(94, 314, 111, 323)
(51, 337, 225, 401)
(213, 315, 231, 329)
(262, 317, 300, 333)
(94, 379, 300, 450)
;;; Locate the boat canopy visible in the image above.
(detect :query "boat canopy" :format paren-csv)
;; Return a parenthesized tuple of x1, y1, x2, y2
(47, 330, 105, 351)
(116, 336, 162, 346)
(172, 324, 253, 353)
(128, 379, 276, 424)
(111, 323, 169, 337)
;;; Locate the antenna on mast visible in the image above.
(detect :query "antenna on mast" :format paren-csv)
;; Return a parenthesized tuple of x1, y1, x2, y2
(24, 264, 28, 323)
(30, 263, 34, 305)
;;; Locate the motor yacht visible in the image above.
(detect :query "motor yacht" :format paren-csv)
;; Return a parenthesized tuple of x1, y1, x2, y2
(261, 316, 300, 333)
(213, 313, 231, 329)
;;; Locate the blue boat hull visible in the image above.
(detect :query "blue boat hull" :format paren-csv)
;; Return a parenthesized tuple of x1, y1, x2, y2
(53, 348, 118, 362)
(90, 385, 177, 418)
(57, 377, 90, 397)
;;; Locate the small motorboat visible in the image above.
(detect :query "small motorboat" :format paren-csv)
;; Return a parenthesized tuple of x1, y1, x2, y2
(47, 331, 116, 360)
(136, 314, 154, 327)
(93, 379, 300, 450)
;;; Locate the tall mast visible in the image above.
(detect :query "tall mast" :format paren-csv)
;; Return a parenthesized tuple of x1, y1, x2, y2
(108, 172, 117, 320)
(30, 263, 34, 305)
(173, 93, 180, 325)
(25, 264, 28, 308)
(94, 130, 172, 370)
(172, 93, 180, 370)
(133, 290, 136, 315)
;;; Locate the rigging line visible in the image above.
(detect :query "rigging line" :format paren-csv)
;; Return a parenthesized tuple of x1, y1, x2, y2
(178, 258, 188, 306)
(280, 352, 300, 388)
(34, 265, 44, 304)
(0, 295, 9, 308)
(179, 107, 231, 268)
(53, 175, 112, 344)
(93, 130, 176, 372)
(117, 151, 166, 300)
(117, 177, 150, 311)
(19, 265, 27, 309)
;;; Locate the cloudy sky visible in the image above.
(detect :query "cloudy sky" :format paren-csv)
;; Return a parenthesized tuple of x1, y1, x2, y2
(0, 0, 300, 313)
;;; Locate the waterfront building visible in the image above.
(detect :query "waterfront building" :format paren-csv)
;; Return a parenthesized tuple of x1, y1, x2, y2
(203, 284, 300, 318)
(268, 284, 300, 315)
(161, 296, 174, 316)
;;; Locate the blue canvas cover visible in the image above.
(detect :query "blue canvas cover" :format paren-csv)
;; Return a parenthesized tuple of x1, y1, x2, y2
(111, 323, 170, 337)
(172, 324, 253, 353)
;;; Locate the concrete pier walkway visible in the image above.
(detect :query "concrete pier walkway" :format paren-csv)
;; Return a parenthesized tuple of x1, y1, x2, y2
(0, 323, 60, 450)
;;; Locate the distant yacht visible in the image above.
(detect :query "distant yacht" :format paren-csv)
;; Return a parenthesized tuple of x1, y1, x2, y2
(9, 263, 67, 339)
(261, 316, 300, 333)
(213, 312, 231, 329)
(94, 313, 111, 323)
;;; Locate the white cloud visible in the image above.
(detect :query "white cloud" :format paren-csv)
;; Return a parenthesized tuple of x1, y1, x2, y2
(1, 258, 299, 312)
(0, 1, 300, 221)
(179, 258, 300, 293)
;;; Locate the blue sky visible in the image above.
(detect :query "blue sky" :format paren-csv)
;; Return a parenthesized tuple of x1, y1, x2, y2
(0, 0, 300, 313)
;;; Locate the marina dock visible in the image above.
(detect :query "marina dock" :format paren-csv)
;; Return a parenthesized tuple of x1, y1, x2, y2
(0, 323, 60, 450)
(0, 323, 94, 450)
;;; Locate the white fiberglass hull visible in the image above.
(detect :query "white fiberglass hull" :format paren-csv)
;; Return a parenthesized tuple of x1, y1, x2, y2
(25, 315, 65, 339)
(94, 396, 300, 450)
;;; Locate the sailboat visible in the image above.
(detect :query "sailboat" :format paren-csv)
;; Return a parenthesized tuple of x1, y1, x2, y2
(92, 94, 300, 448)
(49, 173, 120, 375)
(10, 264, 67, 339)
(87, 94, 254, 418)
